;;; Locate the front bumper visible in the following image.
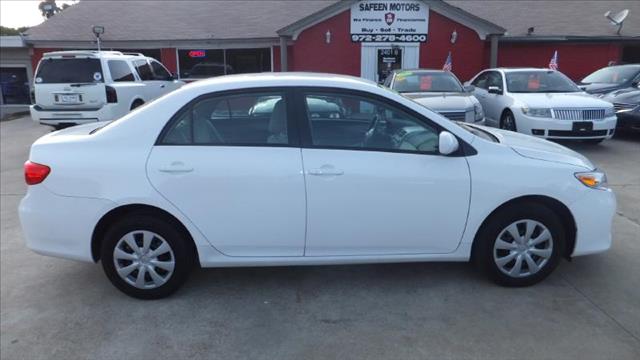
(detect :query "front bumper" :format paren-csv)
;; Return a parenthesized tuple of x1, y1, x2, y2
(569, 187, 616, 256)
(514, 113, 617, 140)
(30, 104, 120, 126)
(19, 185, 116, 262)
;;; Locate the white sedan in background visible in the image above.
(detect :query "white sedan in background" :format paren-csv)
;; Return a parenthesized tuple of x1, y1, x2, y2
(20, 73, 615, 299)
(466, 68, 617, 144)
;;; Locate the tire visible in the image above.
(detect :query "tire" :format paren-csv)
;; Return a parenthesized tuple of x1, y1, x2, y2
(500, 110, 517, 132)
(473, 202, 565, 287)
(130, 100, 144, 110)
(101, 214, 194, 299)
(52, 124, 73, 131)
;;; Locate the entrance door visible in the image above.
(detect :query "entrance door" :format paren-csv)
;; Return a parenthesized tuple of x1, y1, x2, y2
(361, 43, 420, 83)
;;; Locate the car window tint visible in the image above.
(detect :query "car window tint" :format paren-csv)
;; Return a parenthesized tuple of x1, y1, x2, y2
(107, 60, 135, 82)
(134, 60, 153, 81)
(487, 72, 503, 88)
(150, 60, 172, 81)
(162, 110, 192, 144)
(304, 92, 438, 153)
(472, 72, 488, 89)
(160, 92, 288, 145)
(35, 58, 103, 84)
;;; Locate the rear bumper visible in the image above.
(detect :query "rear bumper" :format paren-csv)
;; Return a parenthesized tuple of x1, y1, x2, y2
(30, 104, 120, 126)
(19, 185, 115, 262)
(515, 113, 617, 140)
(570, 187, 616, 256)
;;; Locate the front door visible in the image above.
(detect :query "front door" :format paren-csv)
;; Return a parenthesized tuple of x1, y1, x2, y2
(146, 89, 306, 257)
(361, 44, 420, 83)
(298, 89, 471, 256)
(377, 48, 402, 84)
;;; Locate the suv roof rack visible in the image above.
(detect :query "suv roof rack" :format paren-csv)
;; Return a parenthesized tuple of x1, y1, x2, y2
(121, 52, 145, 57)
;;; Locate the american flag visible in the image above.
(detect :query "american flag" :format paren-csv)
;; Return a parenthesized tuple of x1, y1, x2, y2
(548, 50, 559, 70)
(442, 52, 452, 72)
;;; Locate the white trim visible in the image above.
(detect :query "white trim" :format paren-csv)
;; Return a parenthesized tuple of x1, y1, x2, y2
(270, 46, 274, 72)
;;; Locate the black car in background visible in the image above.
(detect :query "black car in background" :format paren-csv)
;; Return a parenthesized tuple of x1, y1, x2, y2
(580, 64, 640, 96)
(603, 87, 640, 132)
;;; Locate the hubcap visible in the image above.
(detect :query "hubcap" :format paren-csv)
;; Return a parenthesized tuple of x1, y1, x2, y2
(113, 230, 175, 289)
(502, 115, 515, 131)
(493, 220, 553, 278)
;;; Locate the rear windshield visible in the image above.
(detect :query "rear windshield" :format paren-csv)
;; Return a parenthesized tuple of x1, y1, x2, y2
(36, 58, 103, 84)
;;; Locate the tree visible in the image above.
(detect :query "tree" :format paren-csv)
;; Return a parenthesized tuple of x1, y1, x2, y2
(0, 26, 30, 36)
(39, 0, 61, 19)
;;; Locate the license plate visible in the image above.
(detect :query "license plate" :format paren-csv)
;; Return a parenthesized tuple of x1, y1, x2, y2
(572, 121, 593, 132)
(57, 94, 80, 103)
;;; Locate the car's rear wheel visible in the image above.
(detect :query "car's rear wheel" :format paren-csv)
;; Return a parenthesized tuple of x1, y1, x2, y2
(130, 100, 144, 110)
(474, 202, 565, 287)
(101, 214, 194, 299)
(500, 110, 517, 132)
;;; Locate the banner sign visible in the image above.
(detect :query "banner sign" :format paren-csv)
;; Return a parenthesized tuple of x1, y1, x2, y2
(350, 0, 429, 42)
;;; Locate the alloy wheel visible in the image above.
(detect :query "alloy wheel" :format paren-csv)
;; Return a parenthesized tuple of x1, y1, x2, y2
(493, 219, 553, 278)
(113, 230, 175, 289)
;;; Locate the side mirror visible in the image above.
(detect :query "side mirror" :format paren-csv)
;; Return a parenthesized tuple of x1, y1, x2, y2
(463, 85, 475, 92)
(438, 131, 460, 155)
(488, 86, 503, 95)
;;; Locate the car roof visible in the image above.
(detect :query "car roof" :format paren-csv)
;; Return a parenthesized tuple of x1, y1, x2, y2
(183, 72, 381, 93)
(42, 50, 149, 60)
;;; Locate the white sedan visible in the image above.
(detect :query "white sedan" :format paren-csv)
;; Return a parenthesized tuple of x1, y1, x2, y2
(466, 68, 617, 144)
(19, 73, 616, 299)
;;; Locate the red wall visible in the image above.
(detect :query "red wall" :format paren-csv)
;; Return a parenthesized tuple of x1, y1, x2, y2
(160, 48, 177, 74)
(419, 11, 487, 82)
(290, 10, 361, 75)
(498, 42, 622, 81)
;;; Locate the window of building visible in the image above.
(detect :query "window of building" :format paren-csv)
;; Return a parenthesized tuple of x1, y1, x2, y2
(177, 48, 271, 79)
(0, 67, 30, 105)
(107, 60, 135, 82)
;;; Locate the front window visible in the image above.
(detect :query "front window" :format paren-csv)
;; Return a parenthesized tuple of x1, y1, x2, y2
(392, 71, 464, 93)
(177, 48, 271, 79)
(303, 92, 439, 153)
(506, 71, 580, 93)
(134, 60, 153, 81)
(150, 60, 172, 81)
(35, 58, 103, 84)
(582, 66, 640, 84)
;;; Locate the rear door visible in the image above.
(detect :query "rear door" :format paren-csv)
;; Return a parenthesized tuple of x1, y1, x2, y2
(34, 56, 106, 110)
(146, 88, 306, 257)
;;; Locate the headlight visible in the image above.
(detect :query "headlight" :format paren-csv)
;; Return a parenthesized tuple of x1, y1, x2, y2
(604, 107, 615, 117)
(473, 103, 484, 121)
(575, 170, 609, 190)
(522, 107, 552, 118)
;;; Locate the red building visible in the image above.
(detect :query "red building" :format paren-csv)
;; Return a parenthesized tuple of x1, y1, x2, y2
(23, 0, 640, 83)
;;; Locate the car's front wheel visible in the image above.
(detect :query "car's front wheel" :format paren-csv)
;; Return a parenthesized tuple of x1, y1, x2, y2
(474, 202, 565, 287)
(101, 214, 194, 299)
(500, 110, 517, 132)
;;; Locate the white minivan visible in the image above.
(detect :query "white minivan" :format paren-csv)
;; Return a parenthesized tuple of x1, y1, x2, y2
(30, 51, 184, 129)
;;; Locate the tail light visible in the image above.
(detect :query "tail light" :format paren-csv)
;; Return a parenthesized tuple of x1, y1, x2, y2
(24, 161, 50, 185)
(106, 86, 118, 103)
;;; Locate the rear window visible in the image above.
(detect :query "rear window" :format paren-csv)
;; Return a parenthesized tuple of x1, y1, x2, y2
(108, 60, 135, 82)
(35, 58, 103, 84)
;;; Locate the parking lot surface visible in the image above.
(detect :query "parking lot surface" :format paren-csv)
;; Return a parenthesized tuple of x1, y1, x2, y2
(1, 117, 639, 360)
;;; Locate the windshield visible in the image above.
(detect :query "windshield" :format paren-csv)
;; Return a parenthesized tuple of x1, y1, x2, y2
(582, 66, 640, 84)
(36, 58, 103, 84)
(506, 71, 580, 93)
(392, 71, 464, 93)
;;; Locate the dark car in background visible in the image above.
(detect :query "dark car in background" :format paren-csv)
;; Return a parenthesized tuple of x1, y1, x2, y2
(603, 86, 640, 132)
(580, 64, 640, 96)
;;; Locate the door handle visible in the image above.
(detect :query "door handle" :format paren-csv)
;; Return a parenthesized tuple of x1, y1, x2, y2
(308, 168, 344, 176)
(158, 161, 193, 174)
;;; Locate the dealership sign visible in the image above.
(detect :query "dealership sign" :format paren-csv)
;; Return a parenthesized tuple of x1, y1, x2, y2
(350, 0, 429, 42)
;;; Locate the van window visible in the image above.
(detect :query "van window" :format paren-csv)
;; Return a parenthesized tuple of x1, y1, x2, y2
(35, 58, 103, 84)
(108, 60, 135, 82)
(134, 60, 154, 81)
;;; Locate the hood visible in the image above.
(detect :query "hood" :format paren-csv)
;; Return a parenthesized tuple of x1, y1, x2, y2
(470, 125, 594, 170)
(602, 88, 640, 103)
(403, 92, 476, 111)
(513, 92, 613, 108)
(579, 82, 623, 94)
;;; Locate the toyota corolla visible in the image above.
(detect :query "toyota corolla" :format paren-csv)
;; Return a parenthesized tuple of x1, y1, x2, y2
(19, 73, 616, 299)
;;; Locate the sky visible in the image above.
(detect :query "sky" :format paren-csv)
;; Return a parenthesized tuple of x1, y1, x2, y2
(1, 0, 77, 29)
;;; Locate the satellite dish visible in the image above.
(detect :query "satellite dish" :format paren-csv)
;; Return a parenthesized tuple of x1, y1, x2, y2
(605, 9, 629, 34)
